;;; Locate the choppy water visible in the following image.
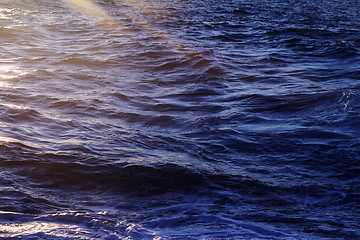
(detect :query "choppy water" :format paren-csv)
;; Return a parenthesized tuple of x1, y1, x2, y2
(0, 0, 359, 239)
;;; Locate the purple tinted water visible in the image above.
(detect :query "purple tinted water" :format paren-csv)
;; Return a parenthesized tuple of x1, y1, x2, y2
(0, 0, 359, 239)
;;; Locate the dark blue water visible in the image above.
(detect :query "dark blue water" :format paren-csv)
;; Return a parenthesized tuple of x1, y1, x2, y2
(0, 0, 359, 239)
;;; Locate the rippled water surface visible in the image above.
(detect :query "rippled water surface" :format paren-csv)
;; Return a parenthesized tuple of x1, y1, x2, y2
(1, 0, 360, 239)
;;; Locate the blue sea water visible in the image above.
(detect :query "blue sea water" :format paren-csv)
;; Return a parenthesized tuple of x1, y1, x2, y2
(0, 0, 359, 239)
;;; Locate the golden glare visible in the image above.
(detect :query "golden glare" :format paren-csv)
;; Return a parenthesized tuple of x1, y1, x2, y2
(0, 221, 89, 238)
(0, 10, 10, 20)
(0, 135, 13, 143)
(62, 0, 182, 46)
(0, 65, 27, 80)
(61, 0, 117, 25)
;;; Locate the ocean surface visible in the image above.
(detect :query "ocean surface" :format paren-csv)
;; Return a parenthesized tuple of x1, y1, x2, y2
(0, 0, 359, 239)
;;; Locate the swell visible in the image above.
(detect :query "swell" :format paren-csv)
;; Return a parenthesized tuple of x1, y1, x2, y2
(1, 149, 358, 204)
(2, 155, 358, 239)
(1, 85, 359, 183)
(0, 0, 360, 239)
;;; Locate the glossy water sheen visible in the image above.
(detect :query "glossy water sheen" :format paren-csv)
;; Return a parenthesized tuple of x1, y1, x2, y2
(0, 0, 359, 239)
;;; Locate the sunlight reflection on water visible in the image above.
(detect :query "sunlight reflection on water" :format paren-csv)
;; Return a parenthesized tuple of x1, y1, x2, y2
(0, 65, 27, 80)
(61, 0, 117, 25)
(0, 9, 11, 20)
(0, 221, 89, 238)
(0, 0, 359, 239)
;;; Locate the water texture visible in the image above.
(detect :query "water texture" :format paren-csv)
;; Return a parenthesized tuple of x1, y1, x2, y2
(0, 0, 359, 239)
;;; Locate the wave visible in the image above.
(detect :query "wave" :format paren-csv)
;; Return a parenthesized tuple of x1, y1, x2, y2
(1, 0, 360, 239)
(1, 150, 358, 205)
(0, 210, 162, 239)
(2, 157, 358, 239)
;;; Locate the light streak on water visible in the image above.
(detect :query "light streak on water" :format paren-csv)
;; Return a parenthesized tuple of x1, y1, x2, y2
(0, 65, 27, 80)
(61, 0, 117, 25)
